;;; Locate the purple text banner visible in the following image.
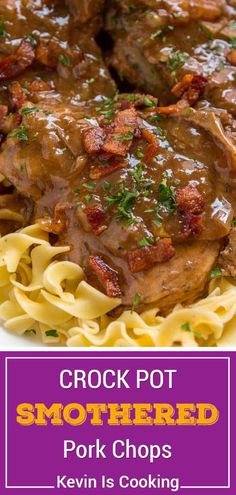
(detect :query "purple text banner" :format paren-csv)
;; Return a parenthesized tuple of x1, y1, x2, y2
(0, 351, 235, 495)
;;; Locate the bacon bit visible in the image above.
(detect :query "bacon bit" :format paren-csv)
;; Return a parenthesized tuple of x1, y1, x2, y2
(227, 49, 236, 66)
(0, 105, 8, 125)
(37, 203, 67, 235)
(181, 213, 203, 237)
(9, 81, 27, 111)
(128, 238, 175, 273)
(171, 74, 194, 98)
(89, 158, 126, 179)
(120, 100, 133, 110)
(102, 108, 139, 157)
(28, 79, 52, 93)
(0, 112, 21, 134)
(187, 75, 208, 105)
(83, 127, 106, 155)
(176, 185, 205, 215)
(88, 256, 122, 297)
(0, 40, 35, 80)
(141, 127, 158, 162)
(156, 75, 208, 114)
(36, 40, 60, 69)
(155, 100, 189, 115)
(85, 205, 107, 235)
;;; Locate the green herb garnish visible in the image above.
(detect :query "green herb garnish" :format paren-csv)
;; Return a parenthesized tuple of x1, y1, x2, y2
(83, 183, 95, 190)
(158, 179, 176, 212)
(0, 20, 7, 38)
(9, 124, 28, 142)
(167, 50, 188, 73)
(132, 292, 141, 310)
(210, 268, 222, 278)
(21, 106, 39, 116)
(58, 54, 71, 66)
(143, 96, 156, 107)
(117, 131, 134, 141)
(138, 237, 155, 248)
(45, 329, 59, 337)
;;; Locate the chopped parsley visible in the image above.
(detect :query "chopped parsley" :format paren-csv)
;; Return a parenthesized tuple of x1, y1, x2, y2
(21, 106, 39, 116)
(232, 217, 236, 226)
(181, 322, 202, 339)
(100, 108, 116, 120)
(167, 50, 188, 73)
(143, 96, 156, 107)
(117, 131, 134, 141)
(87, 78, 95, 85)
(138, 237, 154, 248)
(210, 268, 222, 278)
(83, 183, 95, 190)
(135, 149, 144, 159)
(181, 322, 192, 332)
(58, 54, 71, 66)
(45, 329, 59, 337)
(150, 25, 173, 42)
(85, 194, 93, 202)
(9, 124, 28, 142)
(200, 25, 213, 40)
(132, 292, 141, 310)
(158, 179, 176, 213)
(105, 185, 138, 224)
(26, 33, 38, 46)
(229, 37, 236, 48)
(20, 164, 27, 172)
(0, 20, 7, 38)
(74, 188, 80, 195)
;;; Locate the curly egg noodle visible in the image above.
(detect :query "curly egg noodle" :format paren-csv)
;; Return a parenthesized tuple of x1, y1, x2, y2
(0, 224, 236, 347)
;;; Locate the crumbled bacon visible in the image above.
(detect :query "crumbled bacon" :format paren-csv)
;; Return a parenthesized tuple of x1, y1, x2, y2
(28, 79, 53, 93)
(0, 112, 21, 134)
(37, 203, 67, 234)
(227, 49, 236, 66)
(176, 185, 205, 215)
(187, 75, 208, 105)
(141, 127, 158, 162)
(9, 81, 27, 111)
(102, 107, 139, 157)
(83, 127, 106, 154)
(89, 158, 126, 179)
(85, 205, 107, 235)
(36, 40, 60, 68)
(0, 40, 35, 80)
(156, 75, 208, 114)
(0, 105, 8, 125)
(171, 74, 195, 98)
(181, 213, 203, 237)
(88, 256, 122, 297)
(128, 238, 175, 273)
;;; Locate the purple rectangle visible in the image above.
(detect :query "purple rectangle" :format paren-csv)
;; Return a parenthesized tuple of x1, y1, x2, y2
(0, 351, 235, 495)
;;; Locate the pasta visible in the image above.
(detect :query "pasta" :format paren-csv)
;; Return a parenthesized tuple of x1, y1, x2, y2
(0, 225, 236, 347)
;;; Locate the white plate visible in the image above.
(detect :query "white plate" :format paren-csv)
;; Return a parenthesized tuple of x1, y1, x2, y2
(0, 325, 43, 347)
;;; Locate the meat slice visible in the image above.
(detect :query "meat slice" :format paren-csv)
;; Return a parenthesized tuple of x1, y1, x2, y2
(66, 0, 105, 24)
(0, 0, 116, 106)
(0, 96, 234, 313)
(106, 0, 236, 114)
(219, 228, 236, 277)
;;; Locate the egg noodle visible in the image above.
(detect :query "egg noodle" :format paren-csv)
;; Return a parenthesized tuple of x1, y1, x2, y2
(0, 224, 235, 347)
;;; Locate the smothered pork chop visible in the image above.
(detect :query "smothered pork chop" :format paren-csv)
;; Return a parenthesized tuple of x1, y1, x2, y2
(0, 94, 236, 313)
(107, 0, 236, 115)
